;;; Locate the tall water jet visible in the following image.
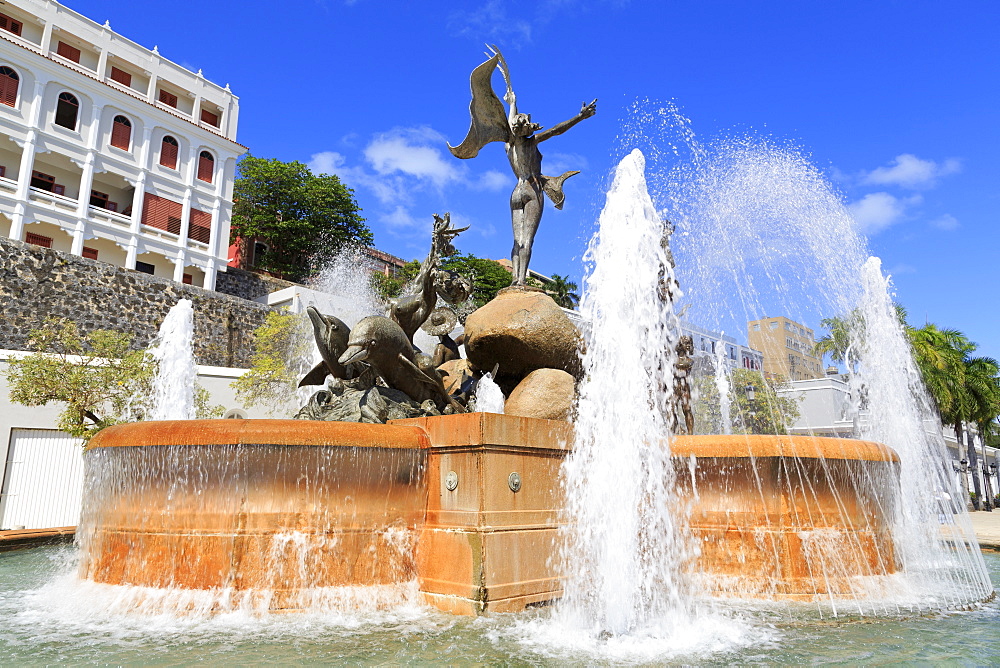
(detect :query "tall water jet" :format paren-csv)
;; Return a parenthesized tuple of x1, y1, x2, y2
(148, 299, 196, 421)
(637, 116, 993, 609)
(559, 149, 695, 635)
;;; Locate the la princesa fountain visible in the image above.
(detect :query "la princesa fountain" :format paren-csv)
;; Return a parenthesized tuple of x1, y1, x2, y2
(4, 48, 997, 664)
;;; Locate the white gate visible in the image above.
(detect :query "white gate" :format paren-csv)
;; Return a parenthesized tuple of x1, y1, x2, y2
(0, 429, 84, 530)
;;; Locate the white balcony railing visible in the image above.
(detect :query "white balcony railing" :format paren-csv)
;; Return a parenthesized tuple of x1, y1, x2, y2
(88, 205, 131, 228)
(28, 186, 78, 212)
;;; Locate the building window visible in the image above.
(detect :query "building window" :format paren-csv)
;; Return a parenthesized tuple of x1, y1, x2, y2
(0, 12, 23, 36)
(769, 322, 777, 330)
(54, 92, 79, 129)
(109, 66, 132, 87)
(158, 89, 178, 108)
(82, 246, 98, 260)
(90, 190, 117, 211)
(56, 41, 82, 63)
(0, 14, 21, 35)
(753, 324, 760, 331)
(135, 261, 155, 275)
(25, 232, 52, 248)
(200, 108, 219, 127)
(141, 192, 183, 234)
(197, 151, 214, 183)
(30, 170, 56, 192)
(786, 337, 793, 348)
(253, 241, 268, 266)
(160, 136, 179, 169)
(182, 273, 193, 285)
(188, 207, 212, 243)
(0, 66, 18, 107)
(110, 115, 131, 150)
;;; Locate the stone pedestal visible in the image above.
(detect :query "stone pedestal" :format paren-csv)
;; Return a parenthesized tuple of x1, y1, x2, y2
(391, 413, 572, 615)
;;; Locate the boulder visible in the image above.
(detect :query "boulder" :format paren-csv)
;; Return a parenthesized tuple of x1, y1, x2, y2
(504, 368, 576, 421)
(437, 358, 475, 395)
(464, 287, 582, 388)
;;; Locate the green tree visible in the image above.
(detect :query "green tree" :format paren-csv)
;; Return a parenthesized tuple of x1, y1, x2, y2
(729, 368, 800, 435)
(231, 310, 313, 416)
(231, 155, 372, 282)
(5, 318, 222, 442)
(370, 260, 421, 301)
(439, 253, 512, 308)
(693, 367, 800, 435)
(547, 274, 580, 309)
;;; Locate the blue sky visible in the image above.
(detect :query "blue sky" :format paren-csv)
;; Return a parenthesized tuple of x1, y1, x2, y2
(72, 0, 1000, 356)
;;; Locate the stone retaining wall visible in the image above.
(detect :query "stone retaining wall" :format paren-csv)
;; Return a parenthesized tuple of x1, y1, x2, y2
(0, 237, 274, 367)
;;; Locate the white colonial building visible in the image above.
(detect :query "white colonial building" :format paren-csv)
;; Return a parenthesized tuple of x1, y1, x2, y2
(0, 0, 244, 289)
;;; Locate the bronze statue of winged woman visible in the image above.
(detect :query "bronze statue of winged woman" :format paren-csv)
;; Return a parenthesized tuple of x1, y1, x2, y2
(448, 46, 596, 286)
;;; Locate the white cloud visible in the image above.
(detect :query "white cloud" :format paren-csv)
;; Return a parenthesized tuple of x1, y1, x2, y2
(308, 151, 347, 176)
(381, 206, 423, 231)
(929, 213, 959, 231)
(848, 192, 922, 234)
(861, 154, 961, 189)
(447, 1, 533, 45)
(473, 170, 510, 191)
(364, 127, 460, 188)
(886, 263, 916, 276)
(544, 152, 589, 176)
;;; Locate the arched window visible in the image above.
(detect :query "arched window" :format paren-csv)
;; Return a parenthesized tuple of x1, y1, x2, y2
(0, 66, 18, 107)
(54, 92, 79, 129)
(110, 115, 131, 150)
(197, 150, 214, 183)
(160, 136, 178, 169)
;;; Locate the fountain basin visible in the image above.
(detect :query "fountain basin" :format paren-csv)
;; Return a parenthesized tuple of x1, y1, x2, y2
(80, 420, 430, 610)
(78, 415, 900, 613)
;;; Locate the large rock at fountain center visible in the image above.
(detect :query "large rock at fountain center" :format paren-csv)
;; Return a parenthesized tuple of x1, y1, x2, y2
(504, 368, 576, 421)
(464, 287, 582, 390)
(437, 358, 475, 395)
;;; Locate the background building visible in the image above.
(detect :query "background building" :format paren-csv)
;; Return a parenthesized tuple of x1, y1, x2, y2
(747, 315, 823, 380)
(682, 321, 763, 372)
(0, 0, 244, 290)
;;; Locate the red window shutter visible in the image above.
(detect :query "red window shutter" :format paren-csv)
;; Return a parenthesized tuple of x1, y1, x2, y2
(26, 233, 52, 248)
(0, 68, 17, 107)
(197, 153, 214, 183)
(57, 41, 81, 63)
(188, 208, 212, 243)
(141, 192, 183, 235)
(200, 109, 219, 127)
(0, 13, 22, 36)
(158, 89, 178, 108)
(109, 66, 132, 87)
(160, 137, 178, 169)
(111, 117, 131, 150)
(182, 273, 193, 285)
(82, 247, 98, 260)
(53, 184, 65, 196)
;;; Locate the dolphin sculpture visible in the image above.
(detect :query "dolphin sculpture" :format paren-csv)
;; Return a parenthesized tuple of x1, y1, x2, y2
(298, 306, 355, 387)
(339, 316, 466, 413)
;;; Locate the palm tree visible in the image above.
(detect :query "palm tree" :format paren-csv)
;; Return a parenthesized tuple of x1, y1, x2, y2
(813, 311, 863, 369)
(964, 356, 1000, 510)
(546, 274, 580, 309)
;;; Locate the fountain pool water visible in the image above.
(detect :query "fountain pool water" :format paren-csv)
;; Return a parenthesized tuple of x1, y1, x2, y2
(0, 547, 997, 664)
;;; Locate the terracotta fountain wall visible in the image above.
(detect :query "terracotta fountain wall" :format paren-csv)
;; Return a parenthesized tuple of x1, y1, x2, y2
(80, 414, 899, 614)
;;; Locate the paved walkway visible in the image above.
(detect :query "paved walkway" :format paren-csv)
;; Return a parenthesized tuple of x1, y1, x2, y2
(967, 510, 1000, 550)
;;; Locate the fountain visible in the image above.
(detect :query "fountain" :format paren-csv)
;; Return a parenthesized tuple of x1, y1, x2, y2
(7, 54, 995, 664)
